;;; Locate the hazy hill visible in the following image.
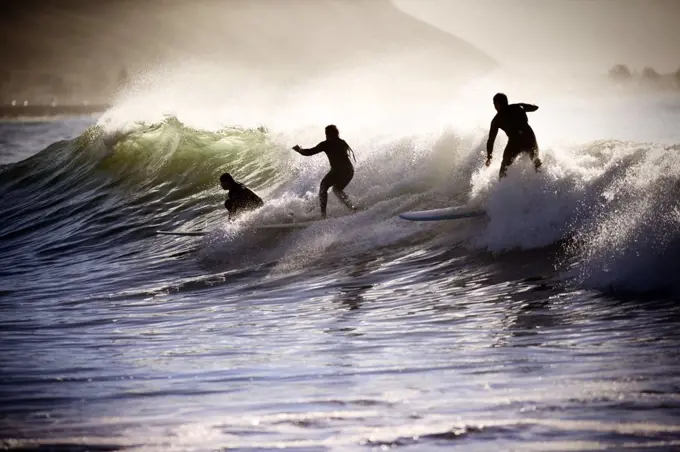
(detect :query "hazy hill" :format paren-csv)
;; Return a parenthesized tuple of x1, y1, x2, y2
(0, 0, 496, 105)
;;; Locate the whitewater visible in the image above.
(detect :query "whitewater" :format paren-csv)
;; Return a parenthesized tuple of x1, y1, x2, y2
(2, 49, 680, 452)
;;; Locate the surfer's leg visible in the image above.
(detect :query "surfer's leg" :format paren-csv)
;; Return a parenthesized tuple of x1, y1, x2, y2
(522, 128, 542, 171)
(319, 172, 334, 218)
(499, 144, 519, 179)
(530, 145, 542, 171)
(331, 167, 357, 212)
(332, 188, 357, 212)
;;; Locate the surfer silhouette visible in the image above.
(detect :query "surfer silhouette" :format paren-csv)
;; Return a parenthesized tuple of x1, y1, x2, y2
(292, 125, 358, 219)
(220, 173, 264, 220)
(485, 93, 543, 178)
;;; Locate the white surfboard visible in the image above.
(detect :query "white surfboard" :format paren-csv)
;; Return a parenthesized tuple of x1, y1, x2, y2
(399, 205, 486, 221)
(156, 230, 207, 237)
(157, 213, 343, 236)
(251, 219, 321, 230)
(156, 220, 320, 236)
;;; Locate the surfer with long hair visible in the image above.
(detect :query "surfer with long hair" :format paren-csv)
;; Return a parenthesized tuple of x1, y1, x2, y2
(292, 125, 358, 218)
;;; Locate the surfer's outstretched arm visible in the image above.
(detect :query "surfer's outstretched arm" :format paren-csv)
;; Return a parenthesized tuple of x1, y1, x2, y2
(293, 142, 325, 156)
(519, 103, 539, 112)
(486, 117, 499, 165)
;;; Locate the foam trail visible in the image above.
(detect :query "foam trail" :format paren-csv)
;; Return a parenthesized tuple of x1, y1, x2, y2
(462, 131, 680, 293)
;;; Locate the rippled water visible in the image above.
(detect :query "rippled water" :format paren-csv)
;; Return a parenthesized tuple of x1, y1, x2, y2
(3, 236, 680, 450)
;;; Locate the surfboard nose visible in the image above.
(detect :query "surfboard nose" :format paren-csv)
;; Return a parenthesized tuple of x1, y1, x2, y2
(399, 205, 486, 221)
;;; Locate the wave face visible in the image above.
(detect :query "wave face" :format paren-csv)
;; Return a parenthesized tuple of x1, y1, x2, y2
(3, 95, 680, 296)
(468, 139, 680, 293)
(0, 119, 283, 298)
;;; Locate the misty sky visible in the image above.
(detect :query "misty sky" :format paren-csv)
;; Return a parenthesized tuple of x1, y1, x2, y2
(1, 0, 679, 104)
(3, 0, 678, 77)
(395, 0, 680, 73)
(0, 0, 495, 103)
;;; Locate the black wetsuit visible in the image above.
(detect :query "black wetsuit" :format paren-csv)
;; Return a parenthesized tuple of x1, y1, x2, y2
(487, 103, 541, 178)
(224, 182, 264, 219)
(295, 138, 356, 216)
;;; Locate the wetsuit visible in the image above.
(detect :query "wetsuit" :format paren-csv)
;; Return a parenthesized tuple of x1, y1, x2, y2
(224, 182, 264, 219)
(487, 103, 542, 178)
(295, 138, 356, 217)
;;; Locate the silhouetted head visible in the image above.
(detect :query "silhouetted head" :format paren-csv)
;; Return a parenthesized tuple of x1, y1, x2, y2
(493, 93, 508, 111)
(220, 173, 235, 190)
(325, 124, 339, 140)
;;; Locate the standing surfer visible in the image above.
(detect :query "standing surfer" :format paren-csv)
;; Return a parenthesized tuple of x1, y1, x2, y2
(292, 125, 358, 219)
(485, 93, 543, 178)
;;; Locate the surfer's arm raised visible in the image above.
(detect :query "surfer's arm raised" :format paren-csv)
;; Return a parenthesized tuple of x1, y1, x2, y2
(486, 117, 499, 166)
(292, 142, 325, 156)
(519, 103, 539, 112)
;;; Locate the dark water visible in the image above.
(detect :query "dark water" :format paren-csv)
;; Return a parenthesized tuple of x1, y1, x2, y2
(1, 101, 680, 451)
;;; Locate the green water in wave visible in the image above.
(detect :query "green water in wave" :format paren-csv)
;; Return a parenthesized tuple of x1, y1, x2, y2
(97, 117, 284, 197)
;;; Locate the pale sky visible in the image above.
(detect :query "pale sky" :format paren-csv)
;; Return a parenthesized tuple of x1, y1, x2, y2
(394, 0, 680, 74)
(2, 0, 678, 104)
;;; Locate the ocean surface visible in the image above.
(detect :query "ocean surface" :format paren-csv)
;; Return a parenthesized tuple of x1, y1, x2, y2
(2, 88, 680, 451)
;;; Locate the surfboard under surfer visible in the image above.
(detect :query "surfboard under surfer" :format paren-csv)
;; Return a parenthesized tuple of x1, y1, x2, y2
(220, 173, 264, 221)
(292, 125, 358, 219)
(485, 93, 543, 178)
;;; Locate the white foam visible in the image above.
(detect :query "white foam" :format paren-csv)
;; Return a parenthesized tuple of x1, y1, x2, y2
(96, 59, 680, 293)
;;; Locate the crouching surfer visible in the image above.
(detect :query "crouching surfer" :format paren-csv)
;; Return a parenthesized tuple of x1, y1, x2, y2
(220, 173, 264, 221)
